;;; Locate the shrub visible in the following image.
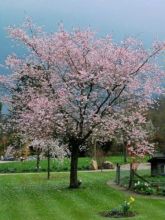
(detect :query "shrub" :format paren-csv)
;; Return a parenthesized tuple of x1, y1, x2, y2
(133, 181, 154, 195)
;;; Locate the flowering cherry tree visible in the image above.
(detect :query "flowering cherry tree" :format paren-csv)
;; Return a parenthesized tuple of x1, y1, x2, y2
(30, 138, 68, 179)
(117, 110, 155, 157)
(6, 21, 165, 188)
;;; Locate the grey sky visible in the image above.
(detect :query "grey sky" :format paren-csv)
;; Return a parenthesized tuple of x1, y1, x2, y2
(0, 0, 165, 63)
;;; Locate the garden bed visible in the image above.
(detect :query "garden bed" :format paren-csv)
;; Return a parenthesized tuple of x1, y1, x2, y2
(120, 174, 165, 196)
(100, 210, 136, 218)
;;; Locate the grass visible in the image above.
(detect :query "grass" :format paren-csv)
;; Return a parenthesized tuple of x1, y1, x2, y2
(0, 171, 165, 220)
(0, 155, 149, 173)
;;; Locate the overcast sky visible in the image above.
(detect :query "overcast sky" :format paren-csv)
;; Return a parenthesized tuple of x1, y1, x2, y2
(0, 0, 165, 63)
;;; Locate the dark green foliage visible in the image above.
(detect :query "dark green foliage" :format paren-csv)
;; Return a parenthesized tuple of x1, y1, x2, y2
(148, 96, 165, 153)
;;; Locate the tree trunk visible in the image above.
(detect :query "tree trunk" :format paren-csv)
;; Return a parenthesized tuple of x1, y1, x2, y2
(128, 163, 134, 189)
(116, 163, 120, 185)
(123, 141, 127, 163)
(47, 146, 50, 180)
(69, 143, 79, 188)
(36, 149, 40, 172)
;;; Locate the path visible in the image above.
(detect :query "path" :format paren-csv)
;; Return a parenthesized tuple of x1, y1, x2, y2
(0, 160, 17, 163)
(120, 162, 150, 170)
(0, 162, 150, 176)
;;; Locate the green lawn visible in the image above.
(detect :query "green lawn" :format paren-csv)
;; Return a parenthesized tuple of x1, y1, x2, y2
(0, 171, 165, 220)
(0, 155, 149, 173)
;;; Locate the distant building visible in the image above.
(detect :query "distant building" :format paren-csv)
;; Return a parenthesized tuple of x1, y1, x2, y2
(148, 154, 165, 176)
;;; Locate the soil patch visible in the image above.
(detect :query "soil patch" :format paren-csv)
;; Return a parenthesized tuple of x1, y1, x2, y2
(100, 210, 136, 218)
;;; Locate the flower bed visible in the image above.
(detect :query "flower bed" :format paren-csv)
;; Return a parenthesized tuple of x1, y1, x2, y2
(133, 180, 154, 195)
(100, 197, 136, 218)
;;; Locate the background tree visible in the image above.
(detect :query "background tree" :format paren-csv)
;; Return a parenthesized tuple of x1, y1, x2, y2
(0, 103, 11, 156)
(148, 95, 165, 153)
(30, 138, 68, 179)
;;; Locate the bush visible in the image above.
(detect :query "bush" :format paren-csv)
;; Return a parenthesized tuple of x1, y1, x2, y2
(133, 181, 154, 195)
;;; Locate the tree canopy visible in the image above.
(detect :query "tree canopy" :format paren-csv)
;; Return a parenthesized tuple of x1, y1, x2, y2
(6, 20, 165, 187)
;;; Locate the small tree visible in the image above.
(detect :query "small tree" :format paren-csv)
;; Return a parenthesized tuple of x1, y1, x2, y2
(31, 139, 67, 179)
